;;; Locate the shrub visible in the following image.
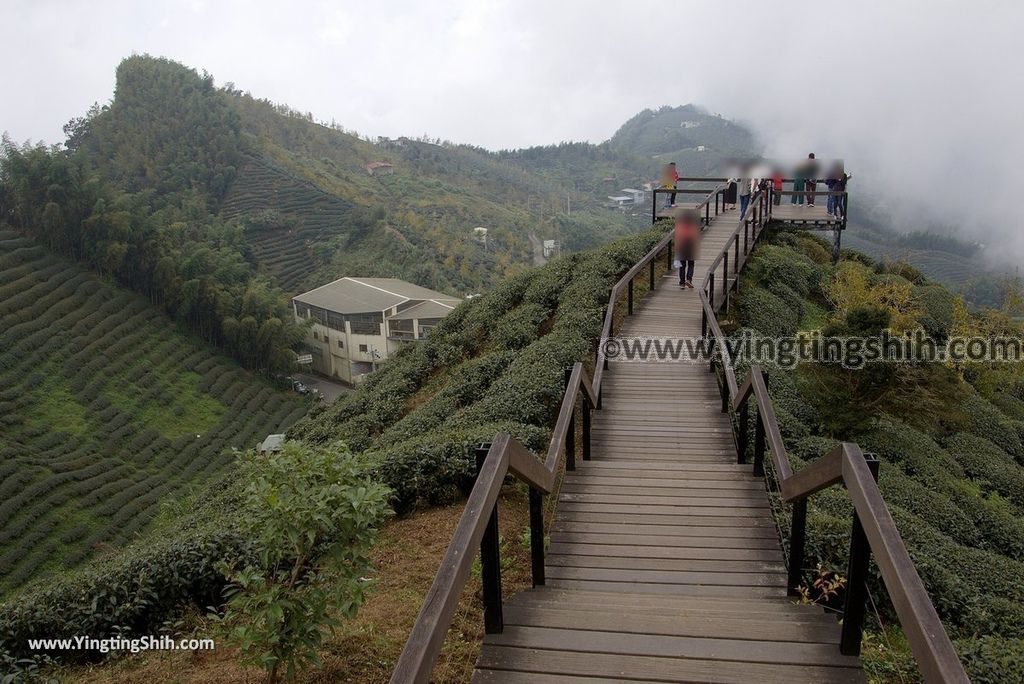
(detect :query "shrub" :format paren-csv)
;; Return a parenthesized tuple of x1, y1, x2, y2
(956, 394, 1024, 461)
(747, 244, 822, 297)
(216, 442, 390, 684)
(945, 433, 1024, 508)
(958, 636, 1024, 684)
(914, 283, 958, 339)
(368, 421, 548, 514)
(738, 288, 798, 337)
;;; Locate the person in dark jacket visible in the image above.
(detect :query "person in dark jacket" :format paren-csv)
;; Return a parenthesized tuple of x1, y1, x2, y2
(804, 153, 819, 207)
(673, 208, 700, 289)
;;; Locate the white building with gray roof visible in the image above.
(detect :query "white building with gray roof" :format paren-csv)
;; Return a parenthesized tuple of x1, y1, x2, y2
(292, 277, 461, 384)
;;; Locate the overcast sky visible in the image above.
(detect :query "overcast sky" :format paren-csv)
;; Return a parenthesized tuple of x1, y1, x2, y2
(4, 0, 1023, 248)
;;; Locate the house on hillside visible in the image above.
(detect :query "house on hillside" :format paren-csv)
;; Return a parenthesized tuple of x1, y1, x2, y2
(621, 188, 645, 205)
(365, 161, 395, 176)
(607, 194, 632, 207)
(258, 434, 286, 455)
(292, 277, 461, 385)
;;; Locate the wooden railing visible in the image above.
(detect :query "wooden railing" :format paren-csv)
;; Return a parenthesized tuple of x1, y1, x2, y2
(693, 186, 969, 682)
(732, 370, 969, 683)
(390, 362, 597, 684)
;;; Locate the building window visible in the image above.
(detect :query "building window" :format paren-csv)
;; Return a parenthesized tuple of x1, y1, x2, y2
(348, 312, 383, 335)
(359, 344, 368, 353)
(337, 339, 344, 349)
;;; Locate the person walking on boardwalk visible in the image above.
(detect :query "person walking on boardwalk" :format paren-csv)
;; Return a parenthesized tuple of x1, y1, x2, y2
(661, 162, 680, 209)
(673, 208, 700, 289)
(771, 168, 783, 205)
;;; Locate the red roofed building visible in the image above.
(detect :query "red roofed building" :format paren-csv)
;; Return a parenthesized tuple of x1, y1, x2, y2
(365, 161, 395, 176)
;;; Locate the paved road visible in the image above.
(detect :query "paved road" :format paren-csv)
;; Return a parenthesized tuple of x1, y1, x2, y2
(528, 233, 548, 266)
(293, 372, 352, 403)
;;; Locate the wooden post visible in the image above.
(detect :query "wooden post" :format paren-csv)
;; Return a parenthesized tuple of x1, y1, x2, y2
(709, 272, 715, 311)
(737, 401, 749, 463)
(582, 395, 592, 461)
(832, 228, 842, 265)
(753, 370, 768, 477)
(787, 498, 808, 596)
(528, 487, 545, 587)
(627, 278, 634, 315)
(840, 455, 880, 655)
(649, 260, 655, 290)
(753, 412, 766, 477)
(564, 367, 576, 471)
(475, 445, 503, 634)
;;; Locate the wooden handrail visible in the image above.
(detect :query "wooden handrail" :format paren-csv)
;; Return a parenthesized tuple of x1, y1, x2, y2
(391, 361, 596, 684)
(734, 367, 969, 682)
(693, 186, 965, 680)
(593, 230, 674, 402)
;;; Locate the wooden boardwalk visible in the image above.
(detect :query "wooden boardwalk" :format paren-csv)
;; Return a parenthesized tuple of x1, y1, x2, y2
(473, 211, 865, 683)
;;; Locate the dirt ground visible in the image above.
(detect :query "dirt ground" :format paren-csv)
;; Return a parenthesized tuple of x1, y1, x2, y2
(61, 488, 533, 684)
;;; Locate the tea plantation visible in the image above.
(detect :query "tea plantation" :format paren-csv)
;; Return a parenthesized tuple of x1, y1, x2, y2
(729, 229, 1024, 679)
(220, 157, 354, 293)
(0, 229, 308, 596)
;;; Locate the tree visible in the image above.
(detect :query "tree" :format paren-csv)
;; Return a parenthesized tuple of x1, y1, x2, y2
(217, 442, 390, 683)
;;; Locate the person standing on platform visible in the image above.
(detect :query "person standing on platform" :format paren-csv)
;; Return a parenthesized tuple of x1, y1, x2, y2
(836, 170, 852, 219)
(673, 208, 700, 289)
(791, 166, 805, 205)
(772, 168, 783, 205)
(737, 166, 752, 218)
(661, 162, 680, 209)
(805, 153, 819, 207)
(824, 162, 843, 216)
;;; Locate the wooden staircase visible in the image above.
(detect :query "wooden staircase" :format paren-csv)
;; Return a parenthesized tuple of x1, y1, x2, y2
(472, 213, 866, 683)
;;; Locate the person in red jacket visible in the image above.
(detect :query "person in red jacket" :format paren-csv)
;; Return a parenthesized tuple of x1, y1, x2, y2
(771, 169, 783, 205)
(673, 208, 700, 289)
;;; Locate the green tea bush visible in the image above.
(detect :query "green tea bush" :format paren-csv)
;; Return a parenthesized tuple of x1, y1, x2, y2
(368, 422, 549, 514)
(914, 283, 958, 339)
(957, 636, 1024, 684)
(956, 394, 1024, 461)
(747, 244, 823, 297)
(945, 433, 1024, 508)
(738, 288, 799, 337)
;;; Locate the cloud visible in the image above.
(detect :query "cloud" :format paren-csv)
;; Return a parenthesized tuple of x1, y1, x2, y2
(2, 0, 1021, 250)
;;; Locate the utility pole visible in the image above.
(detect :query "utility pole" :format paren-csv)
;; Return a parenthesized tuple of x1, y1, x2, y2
(567, 193, 571, 216)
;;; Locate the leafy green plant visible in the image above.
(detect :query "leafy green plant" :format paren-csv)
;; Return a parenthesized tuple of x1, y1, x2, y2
(215, 441, 390, 683)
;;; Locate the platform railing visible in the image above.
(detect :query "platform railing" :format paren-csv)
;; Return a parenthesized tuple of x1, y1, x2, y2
(650, 177, 730, 225)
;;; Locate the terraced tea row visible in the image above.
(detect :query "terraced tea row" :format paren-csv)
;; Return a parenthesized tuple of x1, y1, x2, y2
(0, 230, 309, 595)
(220, 157, 354, 293)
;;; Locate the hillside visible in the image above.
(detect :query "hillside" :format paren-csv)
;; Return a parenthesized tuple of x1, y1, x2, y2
(728, 229, 1024, 680)
(0, 228, 308, 596)
(609, 104, 758, 169)
(0, 224, 668, 674)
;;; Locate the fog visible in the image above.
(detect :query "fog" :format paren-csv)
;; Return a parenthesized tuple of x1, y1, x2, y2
(3, 0, 1022, 251)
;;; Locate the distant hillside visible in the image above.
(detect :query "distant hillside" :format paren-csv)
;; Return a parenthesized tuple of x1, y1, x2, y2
(0, 228, 308, 595)
(609, 104, 758, 170)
